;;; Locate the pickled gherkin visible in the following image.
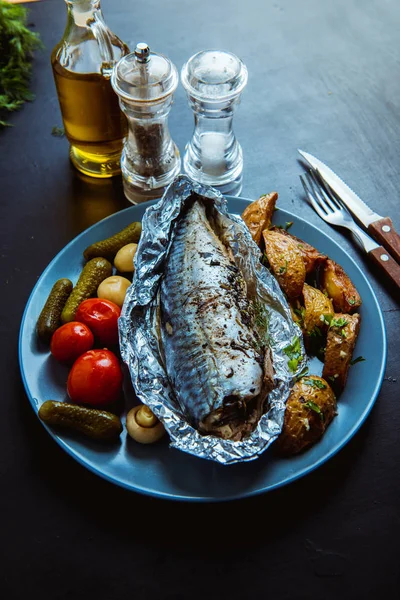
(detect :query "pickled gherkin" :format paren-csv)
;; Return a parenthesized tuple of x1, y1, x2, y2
(38, 401, 123, 441)
(61, 257, 112, 323)
(83, 221, 142, 261)
(36, 278, 73, 342)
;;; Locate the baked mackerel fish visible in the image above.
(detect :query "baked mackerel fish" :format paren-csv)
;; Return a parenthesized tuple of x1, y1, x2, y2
(160, 197, 274, 441)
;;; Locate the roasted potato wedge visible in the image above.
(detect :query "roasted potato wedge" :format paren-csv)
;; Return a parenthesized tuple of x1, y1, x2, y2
(322, 312, 361, 395)
(319, 259, 362, 313)
(276, 376, 336, 455)
(270, 227, 327, 275)
(263, 229, 306, 299)
(241, 192, 278, 246)
(303, 283, 334, 336)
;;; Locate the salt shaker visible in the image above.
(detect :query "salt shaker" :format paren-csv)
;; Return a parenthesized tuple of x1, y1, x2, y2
(181, 50, 248, 196)
(111, 43, 180, 203)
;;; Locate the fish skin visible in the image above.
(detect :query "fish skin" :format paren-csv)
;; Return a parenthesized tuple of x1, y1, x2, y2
(160, 199, 268, 429)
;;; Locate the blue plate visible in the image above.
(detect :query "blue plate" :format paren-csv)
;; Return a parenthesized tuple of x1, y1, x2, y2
(19, 196, 387, 501)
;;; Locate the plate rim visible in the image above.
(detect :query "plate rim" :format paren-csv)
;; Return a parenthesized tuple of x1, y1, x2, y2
(19, 196, 388, 501)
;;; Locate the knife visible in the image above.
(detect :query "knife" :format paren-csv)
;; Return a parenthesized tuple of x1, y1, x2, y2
(298, 150, 400, 264)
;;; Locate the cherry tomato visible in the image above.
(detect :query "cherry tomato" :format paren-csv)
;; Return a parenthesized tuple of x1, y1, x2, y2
(75, 298, 121, 346)
(50, 322, 94, 364)
(67, 349, 123, 406)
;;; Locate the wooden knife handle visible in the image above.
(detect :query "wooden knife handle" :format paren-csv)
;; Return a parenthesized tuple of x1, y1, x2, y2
(368, 217, 400, 264)
(369, 246, 400, 290)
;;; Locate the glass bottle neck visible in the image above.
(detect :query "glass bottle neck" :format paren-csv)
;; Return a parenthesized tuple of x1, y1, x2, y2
(66, 0, 100, 27)
(62, 0, 117, 70)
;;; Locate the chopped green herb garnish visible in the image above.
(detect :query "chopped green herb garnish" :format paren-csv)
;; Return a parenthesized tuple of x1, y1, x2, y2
(254, 304, 269, 331)
(261, 253, 270, 268)
(309, 325, 322, 338)
(348, 297, 356, 305)
(303, 401, 325, 421)
(294, 307, 306, 319)
(284, 336, 303, 373)
(302, 378, 327, 389)
(51, 126, 65, 137)
(279, 260, 288, 274)
(284, 336, 302, 358)
(321, 313, 333, 326)
(331, 317, 348, 328)
(285, 221, 294, 231)
(322, 315, 348, 337)
(294, 306, 306, 327)
(294, 365, 309, 381)
(253, 301, 269, 347)
(350, 356, 366, 366)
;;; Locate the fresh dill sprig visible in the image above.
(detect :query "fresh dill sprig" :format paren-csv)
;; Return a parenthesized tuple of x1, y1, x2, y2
(253, 300, 269, 347)
(0, 1, 43, 128)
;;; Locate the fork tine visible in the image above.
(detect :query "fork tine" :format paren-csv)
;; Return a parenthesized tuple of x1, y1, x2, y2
(300, 174, 329, 221)
(308, 169, 339, 212)
(304, 171, 332, 214)
(313, 169, 351, 213)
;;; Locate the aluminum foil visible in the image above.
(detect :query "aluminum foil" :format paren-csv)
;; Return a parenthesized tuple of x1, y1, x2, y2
(119, 175, 306, 464)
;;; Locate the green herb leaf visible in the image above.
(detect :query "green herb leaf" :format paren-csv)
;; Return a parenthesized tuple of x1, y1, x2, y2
(51, 126, 65, 137)
(294, 365, 309, 381)
(350, 355, 366, 366)
(348, 297, 356, 305)
(285, 221, 293, 231)
(303, 401, 325, 421)
(284, 336, 303, 372)
(331, 317, 348, 328)
(284, 336, 302, 358)
(302, 378, 327, 389)
(294, 307, 305, 320)
(261, 253, 270, 268)
(326, 316, 348, 337)
(253, 300, 269, 349)
(294, 306, 306, 327)
(309, 325, 322, 338)
(321, 313, 333, 326)
(279, 260, 288, 274)
(254, 302, 269, 331)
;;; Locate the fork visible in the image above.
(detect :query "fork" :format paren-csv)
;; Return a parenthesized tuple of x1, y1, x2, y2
(300, 170, 400, 290)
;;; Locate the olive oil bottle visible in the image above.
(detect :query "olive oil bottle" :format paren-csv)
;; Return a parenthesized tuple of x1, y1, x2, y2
(51, 1, 129, 178)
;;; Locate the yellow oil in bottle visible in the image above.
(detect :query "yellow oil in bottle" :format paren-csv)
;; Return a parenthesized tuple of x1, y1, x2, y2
(51, 57, 127, 178)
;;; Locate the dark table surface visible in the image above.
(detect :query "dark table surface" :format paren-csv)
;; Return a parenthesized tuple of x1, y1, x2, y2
(1, 0, 400, 598)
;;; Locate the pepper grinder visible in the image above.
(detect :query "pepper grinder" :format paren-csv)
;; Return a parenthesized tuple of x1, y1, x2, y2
(181, 50, 248, 196)
(111, 43, 180, 203)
